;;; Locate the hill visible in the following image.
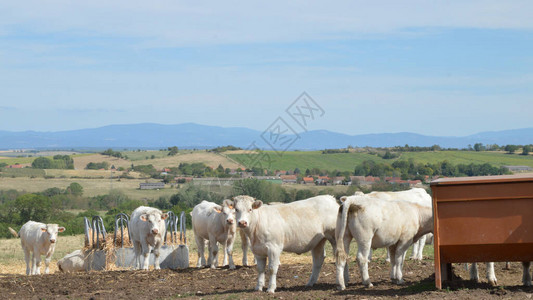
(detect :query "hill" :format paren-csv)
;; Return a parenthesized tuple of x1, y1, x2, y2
(0, 123, 532, 149)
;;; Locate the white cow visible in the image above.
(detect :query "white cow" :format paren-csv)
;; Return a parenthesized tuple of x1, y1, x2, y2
(57, 250, 86, 272)
(9, 221, 66, 275)
(361, 189, 433, 262)
(335, 193, 433, 290)
(191, 200, 250, 269)
(129, 206, 168, 270)
(232, 195, 338, 293)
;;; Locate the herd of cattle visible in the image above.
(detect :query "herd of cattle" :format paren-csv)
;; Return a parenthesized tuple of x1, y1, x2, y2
(7, 188, 533, 293)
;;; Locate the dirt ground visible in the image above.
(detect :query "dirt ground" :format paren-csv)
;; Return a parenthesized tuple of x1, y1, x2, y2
(1, 261, 532, 299)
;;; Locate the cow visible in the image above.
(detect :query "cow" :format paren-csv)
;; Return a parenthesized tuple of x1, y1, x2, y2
(360, 189, 433, 262)
(191, 200, 250, 269)
(57, 250, 86, 272)
(8, 221, 66, 275)
(335, 193, 433, 290)
(129, 206, 168, 270)
(231, 195, 338, 293)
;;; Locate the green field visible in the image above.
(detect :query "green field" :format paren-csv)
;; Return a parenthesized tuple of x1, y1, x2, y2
(228, 150, 533, 172)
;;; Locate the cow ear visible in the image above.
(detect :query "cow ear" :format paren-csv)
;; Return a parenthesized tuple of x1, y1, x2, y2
(340, 196, 347, 203)
(223, 199, 234, 209)
(41, 227, 47, 232)
(161, 213, 168, 220)
(252, 200, 263, 209)
(213, 206, 222, 213)
(58, 227, 66, 233)
(140, 214, 148, 221)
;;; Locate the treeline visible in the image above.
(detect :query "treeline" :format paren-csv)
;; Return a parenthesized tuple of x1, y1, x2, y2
(322, 149, 350, 154)
(353, 159, 510, 179)
(209, 145, 242, 153)
(323, 143, 533, 154)
(31, 155, 74, 169)
(86, 162, 110, 170)
(131, 162, 233, 181)
(101, 148, 125, 158)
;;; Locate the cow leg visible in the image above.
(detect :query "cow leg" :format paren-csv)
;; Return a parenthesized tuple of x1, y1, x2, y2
(23, 247, 31, 275)
(44, 251, 53, 274)
(410, 241, 418, 261)
(385, 248, 391, 263)
(195, 235, 206, 268)
(34, 255, 42, 275)
(356, 241, 373, 287)
(208, 235, 219, 269)
(240, 231, 249, 266)
(470, 263, 479, 282)
(133, 240, 142, 269)
(336, 233, 352, 290)
(486, 262, 497, 286)
(307, 239, 326, 287)
(266, 249, 281, 293)
(389, 245, 397, 282)
(141, 242, 151, 270)
(221, 239, 228, 267)
(393, 243, 411, 284)
(522, 262, 532, 286)
(226, 234, 236, 270)
(153, 241, 162, 270)
(255, 256, 267, 291)
(416, 235, 427, 260)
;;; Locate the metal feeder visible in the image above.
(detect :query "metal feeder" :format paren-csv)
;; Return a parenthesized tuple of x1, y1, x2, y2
(114, 211, 189, 269)
(84, 216, 107, 270)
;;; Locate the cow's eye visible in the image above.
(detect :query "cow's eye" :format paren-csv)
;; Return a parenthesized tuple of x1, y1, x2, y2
(248, 209, 252, 212)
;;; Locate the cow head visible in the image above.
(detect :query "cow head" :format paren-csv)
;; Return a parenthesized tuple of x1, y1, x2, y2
(140, 212, 168, 235)
(231, 195, 262, 229)
(41, 224, 66, 244)
(214, 199, 236, 225)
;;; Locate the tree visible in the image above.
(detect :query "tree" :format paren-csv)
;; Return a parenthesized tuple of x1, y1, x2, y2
(168, 146, 179, 156)
(473, 143, 485, 152)
(32, 157, 52, 169)
(505, 145, 519, 154)
(522, 145, 532, 156)
(66, 182, 83, 197)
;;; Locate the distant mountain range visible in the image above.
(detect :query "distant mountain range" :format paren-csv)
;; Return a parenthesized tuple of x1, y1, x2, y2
(0, 123, 532, 150)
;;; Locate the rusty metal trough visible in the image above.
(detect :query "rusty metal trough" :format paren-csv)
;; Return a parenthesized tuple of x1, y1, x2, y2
(431, 174, 533, 289)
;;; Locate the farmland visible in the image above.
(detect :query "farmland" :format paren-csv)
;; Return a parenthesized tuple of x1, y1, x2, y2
(227, 150, 533, 172)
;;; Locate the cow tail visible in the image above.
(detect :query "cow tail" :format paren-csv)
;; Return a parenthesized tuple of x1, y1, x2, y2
(335, 200, 351, 264)
(8, 227, 19, 238)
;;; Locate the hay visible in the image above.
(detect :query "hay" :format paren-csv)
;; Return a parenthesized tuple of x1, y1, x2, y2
(80, 228, 185, 270)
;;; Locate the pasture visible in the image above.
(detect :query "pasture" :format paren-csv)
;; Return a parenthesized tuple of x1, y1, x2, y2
(0, 177, 177, 199)
(1, 232, 532, 299)
(227, 150, 533, 172)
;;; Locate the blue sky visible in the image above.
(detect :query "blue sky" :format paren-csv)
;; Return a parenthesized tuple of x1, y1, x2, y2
(0, 1, 532, 137)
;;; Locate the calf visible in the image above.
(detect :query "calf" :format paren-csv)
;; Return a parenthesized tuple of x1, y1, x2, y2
(191, 200, 250, 269)
(335, 193, 433, 290)
(129, 206, 168, 270)
(57, 250, 86, 272)
(9, 221, 66, 275)
(232, 195, 338, 293)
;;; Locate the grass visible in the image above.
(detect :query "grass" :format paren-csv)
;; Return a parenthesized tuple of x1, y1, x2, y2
(128, 151, 243, 169)
(228, 150, 533, 172)
(0, 234, 85, 275)
(0, 177, 178, 199)
(0, 168, 46, 177)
